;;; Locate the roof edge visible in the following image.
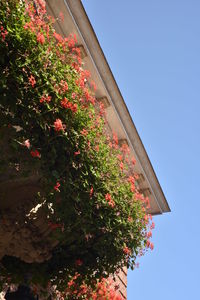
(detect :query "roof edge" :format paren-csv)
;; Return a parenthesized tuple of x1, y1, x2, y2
(63, 0, 170, 213)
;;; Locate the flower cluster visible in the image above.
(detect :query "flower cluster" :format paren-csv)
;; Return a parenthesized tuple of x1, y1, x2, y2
(105, 193, 115, 208)
(56, 275, 123, 300)
(0, 24, 8, 42)
(0, 0, 154, 296)
(54, 118, 65, 132)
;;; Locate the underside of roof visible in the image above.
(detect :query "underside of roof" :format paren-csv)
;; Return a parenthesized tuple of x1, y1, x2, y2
(46, 0, 170, 215)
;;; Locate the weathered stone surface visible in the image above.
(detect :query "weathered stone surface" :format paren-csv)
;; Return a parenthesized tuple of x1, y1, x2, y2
(0, 200, 58, 263)
(0, 127, 59, 264)
(0, 176, 58, 264)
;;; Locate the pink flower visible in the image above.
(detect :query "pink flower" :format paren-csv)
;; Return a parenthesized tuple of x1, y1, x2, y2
(117, 154, 123, 161)
(74, 150, 80, 156)
(150, 242, 154, 250)
(80, 129, 88, 136)
(147, 231, 152, 238)
(38, 0, 46, 10)
(105, 193, 115, 208)
(54, 119, 64, 132)
(120, 161, 124, 171)
(61, 97, 69, 108)
(59, 12, 64, 22)
(146, 240, 150, 248)
(134, 174, 139, 180)
(90, 187, 94, 198)
(145, 197, 150, 209)
(91, 80, 96, 91)
(71, 103, 77, 113)
(0, 26, 8, 41)
(61, 98, 77, 113)
(40, 95, 51, 103)
(108, 199, 115, 208)
(105, 193, 112, 202)
(121, 143, 130, 154)
(30, 149, 40, 158)
(23, 22, 31, 30)
(128, 176, 135, 185)
(71, 92, 76, 99)
(132, 156, 136, 165)
(123, 246, 131, 255)
(146, 239, 154, 250)
(28, 75, 36, 87)
(54, 182, 60, 192)
(113, 133, 118, 145)
(37, 32, 45, 44)
(59, 80, 68, 93)
(53, 32, 63, 43)
(23, 139, 30, 149)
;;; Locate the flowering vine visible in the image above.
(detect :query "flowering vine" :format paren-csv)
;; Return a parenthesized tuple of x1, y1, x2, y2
(0, 0, 154, 297)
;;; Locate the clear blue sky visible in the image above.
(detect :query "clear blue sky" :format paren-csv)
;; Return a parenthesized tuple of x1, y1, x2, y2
(81, 1, 200, 299)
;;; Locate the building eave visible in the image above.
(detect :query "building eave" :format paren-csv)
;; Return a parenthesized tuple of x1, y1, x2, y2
(46, 0, 170, 215)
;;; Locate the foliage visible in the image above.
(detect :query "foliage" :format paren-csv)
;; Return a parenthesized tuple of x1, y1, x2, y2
(0, 0, 154, 296)
(41, 275, 123, 300)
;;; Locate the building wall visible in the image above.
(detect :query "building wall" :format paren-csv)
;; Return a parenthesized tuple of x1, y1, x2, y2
(111, 268, 127, 299)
